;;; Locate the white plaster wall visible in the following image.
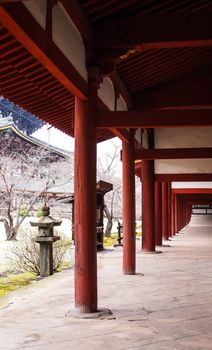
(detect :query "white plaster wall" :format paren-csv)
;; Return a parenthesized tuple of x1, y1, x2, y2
(155, 159, 212, 174)
(155, 127, 212, 174)
(117, 96, 127, 111)
(22, 1, 87, 80)
(98, 78, 115, 111)
(23, 0, 47, 29)
(135, 129, 142, 144)
(155, 127, 212, 148)
(22, 1, 128, 112)
(172, 182, 212, 188)
(52, 3, 87, 80)
(142, 130, 149, 149)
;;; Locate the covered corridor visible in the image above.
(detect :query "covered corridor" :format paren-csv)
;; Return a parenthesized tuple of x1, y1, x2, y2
(1, 215, 212, 350)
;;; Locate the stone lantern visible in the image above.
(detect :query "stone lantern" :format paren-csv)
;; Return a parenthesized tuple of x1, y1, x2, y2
(30, 203, 62, 277)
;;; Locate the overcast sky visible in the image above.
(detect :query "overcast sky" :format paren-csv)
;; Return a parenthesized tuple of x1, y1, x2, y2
(32, 124, 122, 162)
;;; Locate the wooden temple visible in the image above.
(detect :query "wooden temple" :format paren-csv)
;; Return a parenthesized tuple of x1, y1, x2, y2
(0, 116, 73, 216)
(0, 0, 212, 314)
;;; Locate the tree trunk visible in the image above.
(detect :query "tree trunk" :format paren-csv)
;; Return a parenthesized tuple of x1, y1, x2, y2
(105, 218, 113, 237)
(0, 217, 18, 240)
(104, 205, 113, 237)
(7, 227, 18, 240)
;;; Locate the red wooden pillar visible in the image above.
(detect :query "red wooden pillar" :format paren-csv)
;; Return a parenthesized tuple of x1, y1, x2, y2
(167, 182, 172, 237)
(122, 131, 136, 274)
(179, 197, 183, 231)
(171, 192, 175, 236)
(182, 200, 186, 227)
(190, 205, 192, 222)
(162, 182, 169, 240)
(174, 194, 178, 233)
(142, 160, 155, 251)
(185, 203, 190, 225)
(155, 182, 162, 246)
(74, 80, 98, 313)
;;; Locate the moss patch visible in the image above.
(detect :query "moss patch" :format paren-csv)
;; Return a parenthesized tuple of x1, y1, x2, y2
(0, 272, 36, 298)
(56, 261, 72, 272)
(103, 234, 118, 247)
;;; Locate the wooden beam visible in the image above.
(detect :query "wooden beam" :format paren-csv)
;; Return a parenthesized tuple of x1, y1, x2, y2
(0, 3, 88, 99)
(97, 110, 212, 128)
(172, 189, 212, 194)
(95, 14, 212, 50)
(135, 148, 212, 160)
(97, 97, 131, 143)
(155, 174, 212, 182)
(134, 162, 212, 182)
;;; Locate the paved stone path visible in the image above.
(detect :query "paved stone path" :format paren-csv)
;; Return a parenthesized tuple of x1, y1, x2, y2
(0, 215, 212, 349)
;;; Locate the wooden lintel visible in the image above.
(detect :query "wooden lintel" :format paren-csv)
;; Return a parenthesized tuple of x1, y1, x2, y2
(155, 174, 212, 182)
(172, 189, 212, 194)
(95, 14, 212, 50)
(135, 148, 212, 160)
(97, 110, 212, 128)
(0, 3, 88, 100)
(134, 162, 212, 182)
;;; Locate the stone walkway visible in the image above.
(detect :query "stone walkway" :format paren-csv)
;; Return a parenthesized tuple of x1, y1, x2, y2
(1, 215, 212, 349)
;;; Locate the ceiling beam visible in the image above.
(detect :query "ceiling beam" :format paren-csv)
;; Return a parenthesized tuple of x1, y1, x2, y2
(97, 109, 212, 128)
(134, 86, 212, 111)
(133, 67, 212, 110)
(134, 148, 212, 160)
(95, 14, 212, 51)
(0, 3, 88, 100)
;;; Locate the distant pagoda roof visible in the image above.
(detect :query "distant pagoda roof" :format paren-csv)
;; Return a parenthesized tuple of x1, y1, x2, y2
(0, 96, 44, 135)
(0, 117, 71, 158)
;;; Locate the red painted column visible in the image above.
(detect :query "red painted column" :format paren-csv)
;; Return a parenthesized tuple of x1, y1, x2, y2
(185, 203, 190, 225)
(155, 182, 162, 246)
(142, 160, 155, 251)
(182, 200, 186, 227)
(177, 196, 181, 232)
(179, 197, 183, 231)
(162, 182, 169, 240)
(122, 131, 136, 274)
(174, 194, 178, 233)
(167, 182, 172, 237)
(74, 80, 98, 313)
(171, 192, 175, 236)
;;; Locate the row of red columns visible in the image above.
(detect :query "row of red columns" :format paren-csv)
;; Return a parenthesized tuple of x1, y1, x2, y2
(74, 88, 192, 312)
